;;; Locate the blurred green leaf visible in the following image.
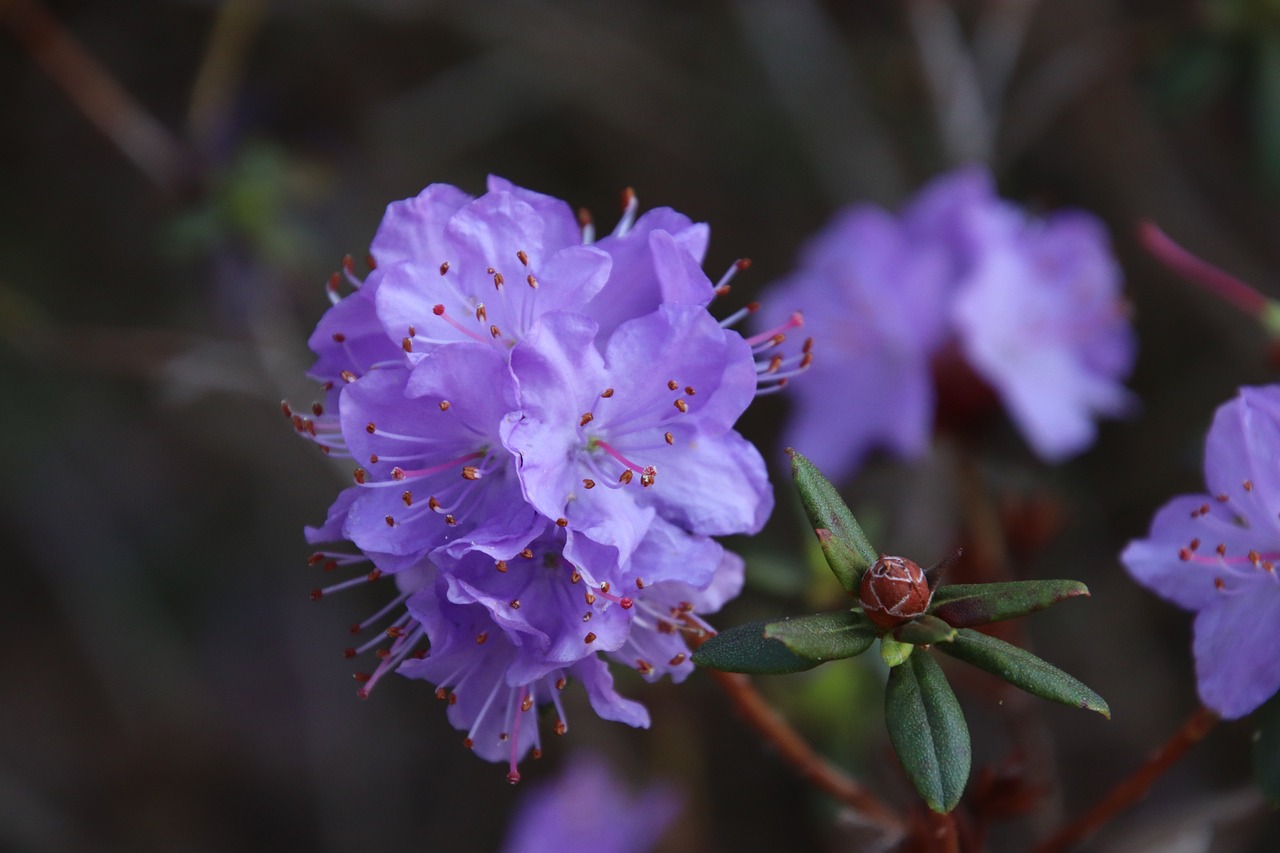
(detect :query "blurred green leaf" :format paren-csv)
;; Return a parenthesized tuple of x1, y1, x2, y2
(937, 629, 1110, 718)
(692, 620, 820, 674)
(929, 580, 1089, 628)
(763, 610, 877, 663)
(885, 651, 970, 813)
(788, 450, 877, 594)
(893, 614, 958, 646)
(1252, 690, 1280, 804)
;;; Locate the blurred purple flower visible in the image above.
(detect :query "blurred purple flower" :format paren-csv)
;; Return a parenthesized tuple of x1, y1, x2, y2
(290, 177, 797, 776)
(1121, 386, 1280, 719)
(501, 754, 681, 853)
(758, 166, 1136, 481)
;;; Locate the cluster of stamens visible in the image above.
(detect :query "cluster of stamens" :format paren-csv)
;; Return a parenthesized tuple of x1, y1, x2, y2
(1176, 479, 1279, 592)
(710, 267, 813, 395)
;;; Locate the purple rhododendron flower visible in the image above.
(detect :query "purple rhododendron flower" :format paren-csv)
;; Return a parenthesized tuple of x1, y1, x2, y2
(1121, 386, 1280, 719)
(288, 177, 801, 778)
(757, 166, 1135, 482)
(501, 754, 681, 853)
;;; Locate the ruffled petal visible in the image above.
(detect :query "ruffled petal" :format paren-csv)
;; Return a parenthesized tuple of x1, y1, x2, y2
(584, 209, 713, 340)
(369, 182, 474, 267)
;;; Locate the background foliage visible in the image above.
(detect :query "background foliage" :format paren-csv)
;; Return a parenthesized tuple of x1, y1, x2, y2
(3, 1, 1279, 850)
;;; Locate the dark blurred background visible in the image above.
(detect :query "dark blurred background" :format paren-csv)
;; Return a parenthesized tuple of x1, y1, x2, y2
(3, 1, 1280, 850)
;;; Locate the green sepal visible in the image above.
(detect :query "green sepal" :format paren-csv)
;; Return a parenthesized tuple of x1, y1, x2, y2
(788, 449, 877, 593)
(893, 614, 958, 646)
(928, 580, 1089, 629)
(936, 628, 1110, 718)
(1252, 691, 1280, 805)
(692, 620, 820, 674)
(885, 651, 971, 813)
(763, 609, 878, 664)
(880, 635, 914, 667)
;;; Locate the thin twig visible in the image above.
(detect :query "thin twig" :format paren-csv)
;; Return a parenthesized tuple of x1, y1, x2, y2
(1137, 220, 1271, 317)
(706, 668, 905, 838)
(906, 0, 993, 165)
(187, 0, 264, 148)
(1032, 706, 1219, 853)
(1, 0, 195, 194)
(973, 0, 1039, 124)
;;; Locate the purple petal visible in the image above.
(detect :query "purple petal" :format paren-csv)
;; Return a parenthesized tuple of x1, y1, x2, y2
(1204, 386, 1280, 543)
(759, 205, 949, 480)
(307, 286, 400, 387)
(952, 211, 1135, 461)
(502, 311, 607, 513)
(641, 429, 772, 536)
(1121, 494, 1266, 611)
(569, 655, 650, 728)
(1193, 585, 1280, 718)
(501, 754, 681, 853)
(305, 487, 360, 544)
(586, 219, 715, 340)
(484, 175, 583, 250)
(368, 182, 474, 267)
(337, 365, 539, 561)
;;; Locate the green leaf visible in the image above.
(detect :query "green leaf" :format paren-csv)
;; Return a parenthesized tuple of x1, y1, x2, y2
(692, 620, 820, 674)
(788, 449, 877, 593)
(885, 652, 971, 813)
(1252, 691, 1280, 805)
(936, 629, 1110, 718)
(880, 636, 914, 667)
(893, 614, 958, 646)
(929, 580, 1089, 628)
(763, 610, 878, 663)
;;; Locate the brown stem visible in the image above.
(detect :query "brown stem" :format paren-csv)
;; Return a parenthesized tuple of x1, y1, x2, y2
(1, 0, 195, 194)
(1137, 220, 1269, 317)
(923, 809, 960, 853)
(953, 442, 1065, 834)
(1032, 705, 1219, 853)
(706, 668, 904, 837)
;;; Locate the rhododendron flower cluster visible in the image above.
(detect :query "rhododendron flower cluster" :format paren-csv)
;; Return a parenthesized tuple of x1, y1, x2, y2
(287, 177, 800, 779)
(1122, 385, 1280, 719)
(757, 166, 1136, 482)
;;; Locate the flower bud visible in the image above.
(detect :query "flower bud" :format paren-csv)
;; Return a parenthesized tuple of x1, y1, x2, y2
(859, 555, 932, 631)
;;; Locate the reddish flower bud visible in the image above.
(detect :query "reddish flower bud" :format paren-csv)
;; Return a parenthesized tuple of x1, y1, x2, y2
(860, 555, 932, 631)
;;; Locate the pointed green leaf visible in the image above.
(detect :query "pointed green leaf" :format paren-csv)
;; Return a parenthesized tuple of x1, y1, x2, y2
(1252, 691, 1280, 805)
(929, 580, 1089, 628)
(885, 651, 971, 813)
(788, 449, 877, 593)
(692, 620, 820, 674)
(893, 614, 958, 646)
(936, 629, 1110, 718)
(763, 610, 878, 663)
(880, 635, 914, 667)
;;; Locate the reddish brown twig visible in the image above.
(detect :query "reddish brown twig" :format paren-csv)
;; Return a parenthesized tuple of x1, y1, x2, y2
(706, 668, 904, 838)
(1032, 705, 1219, 853)
(2, 0, 195, 193)
(1137, 221, 1270, 318)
